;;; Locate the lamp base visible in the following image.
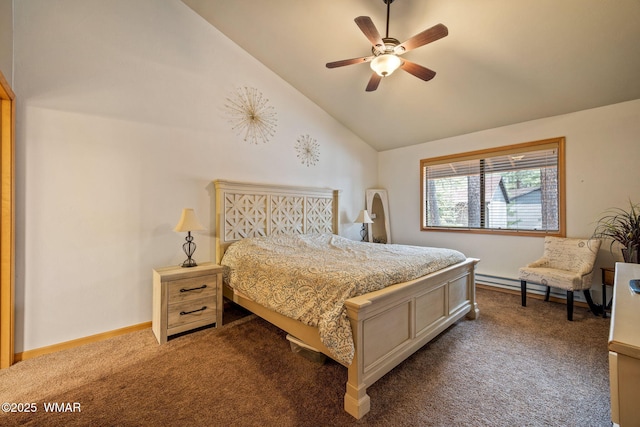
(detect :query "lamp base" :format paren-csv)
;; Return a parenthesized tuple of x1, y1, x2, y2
(181, 258, 198, 268)
(360, 224, 369, 242)
(180, 231, 198, 267)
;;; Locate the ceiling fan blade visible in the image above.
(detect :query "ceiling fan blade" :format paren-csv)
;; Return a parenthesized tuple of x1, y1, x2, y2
(365, 73, 383, 92)
(395, 23, 448, 54)
(400, 60, 436, 81)
(326, 55, 374, 69)
(355, 16, 385, 53)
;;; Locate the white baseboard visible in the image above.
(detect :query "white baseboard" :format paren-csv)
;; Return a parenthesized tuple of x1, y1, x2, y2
(476, 273, 587, 302)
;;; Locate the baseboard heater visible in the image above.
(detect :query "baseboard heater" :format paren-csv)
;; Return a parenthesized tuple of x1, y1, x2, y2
(476, 273, 587, 303)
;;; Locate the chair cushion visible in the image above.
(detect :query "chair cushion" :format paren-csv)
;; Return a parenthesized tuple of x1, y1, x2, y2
(519, 267, 587, 291)
(537, 237, 600, 275)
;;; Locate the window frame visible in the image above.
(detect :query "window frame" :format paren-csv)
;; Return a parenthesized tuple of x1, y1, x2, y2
(420, 137, 566, 237)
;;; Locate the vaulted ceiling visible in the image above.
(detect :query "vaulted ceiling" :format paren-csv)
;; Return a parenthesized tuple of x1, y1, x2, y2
(182, 0, 640, 151)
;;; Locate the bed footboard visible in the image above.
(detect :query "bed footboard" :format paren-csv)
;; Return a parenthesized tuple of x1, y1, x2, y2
(343, 257, 479, 419)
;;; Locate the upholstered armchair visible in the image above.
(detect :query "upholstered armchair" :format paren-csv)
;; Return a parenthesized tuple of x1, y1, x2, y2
(519, 236, 602, 321)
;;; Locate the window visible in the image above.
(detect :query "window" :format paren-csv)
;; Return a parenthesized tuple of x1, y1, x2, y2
(420, 137, 565, 236)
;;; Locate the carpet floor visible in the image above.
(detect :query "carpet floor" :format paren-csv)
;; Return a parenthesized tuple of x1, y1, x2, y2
(0, 288, 611, 426)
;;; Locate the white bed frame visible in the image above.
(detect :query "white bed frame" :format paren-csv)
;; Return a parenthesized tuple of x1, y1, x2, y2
(214, 180, 479, 419)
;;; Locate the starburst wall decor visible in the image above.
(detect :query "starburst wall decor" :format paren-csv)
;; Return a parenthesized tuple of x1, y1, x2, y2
(224, 87, 278, 145)
(295, 134, 320, 167)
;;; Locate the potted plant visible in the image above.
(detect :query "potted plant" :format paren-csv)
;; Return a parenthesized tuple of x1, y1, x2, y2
(593, 200, 640, 263)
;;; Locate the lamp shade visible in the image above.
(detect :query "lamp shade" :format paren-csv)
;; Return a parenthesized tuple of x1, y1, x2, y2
(355, 209, 374, 224)
(174, 208, 205, 232)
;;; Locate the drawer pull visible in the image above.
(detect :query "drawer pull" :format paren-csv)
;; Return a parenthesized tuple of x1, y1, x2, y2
(180, 306, 207, 316)
(180, 284, 207, 293)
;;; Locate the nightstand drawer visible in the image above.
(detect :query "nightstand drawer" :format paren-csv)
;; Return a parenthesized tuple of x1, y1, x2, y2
(167, 275, 217, 303)
(168, 297, 217, 329)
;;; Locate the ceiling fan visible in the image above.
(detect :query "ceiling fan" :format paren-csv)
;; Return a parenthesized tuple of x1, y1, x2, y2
(326, 0, 448, 92)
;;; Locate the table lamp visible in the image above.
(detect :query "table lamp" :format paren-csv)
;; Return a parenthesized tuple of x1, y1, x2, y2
(355, 209, 373, 242)
(174, 208, 205, 267)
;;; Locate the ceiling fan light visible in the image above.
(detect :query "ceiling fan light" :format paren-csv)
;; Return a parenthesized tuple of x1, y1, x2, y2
(370, 54, 402, 77)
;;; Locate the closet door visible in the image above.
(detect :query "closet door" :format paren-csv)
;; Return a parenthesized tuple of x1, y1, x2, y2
(0, 70, 15, 368)
(366, 189, 390, 244)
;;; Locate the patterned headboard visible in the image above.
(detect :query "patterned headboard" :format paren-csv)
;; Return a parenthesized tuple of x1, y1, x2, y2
(214, 180, 340, 263)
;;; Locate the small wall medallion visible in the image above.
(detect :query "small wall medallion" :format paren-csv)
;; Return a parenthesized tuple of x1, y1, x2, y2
(295, 134, 320, 167)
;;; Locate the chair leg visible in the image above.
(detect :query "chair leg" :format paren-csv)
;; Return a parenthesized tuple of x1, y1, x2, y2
(520, 280, 527, 307)
(567, 291, 574, 321)
(544, 286, 551, 302)
(583, 289, 602, 317)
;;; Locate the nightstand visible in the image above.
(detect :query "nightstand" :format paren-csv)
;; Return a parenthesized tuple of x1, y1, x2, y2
(152, 262, 223, 344)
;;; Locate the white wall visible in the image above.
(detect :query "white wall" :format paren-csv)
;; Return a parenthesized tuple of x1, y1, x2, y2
(379, 99, 640, 295)
(0, 0, 11, 81)
(13, 0, 377, 352)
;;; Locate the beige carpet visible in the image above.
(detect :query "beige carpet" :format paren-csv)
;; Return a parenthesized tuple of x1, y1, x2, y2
(0, 288, 611, 426)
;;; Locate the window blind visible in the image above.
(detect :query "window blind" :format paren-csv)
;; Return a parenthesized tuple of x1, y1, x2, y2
(420, 138, 565, 236)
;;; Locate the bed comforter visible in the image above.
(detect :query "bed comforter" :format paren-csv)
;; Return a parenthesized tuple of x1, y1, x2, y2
(221, 233, 466, 365)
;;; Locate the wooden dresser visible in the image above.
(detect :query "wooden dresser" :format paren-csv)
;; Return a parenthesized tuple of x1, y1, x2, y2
(608, 262, 640, 426)
(152, 262, 223, 344)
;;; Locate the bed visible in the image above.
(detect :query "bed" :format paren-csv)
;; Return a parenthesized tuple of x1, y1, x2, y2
(214, 180, 479, 419)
